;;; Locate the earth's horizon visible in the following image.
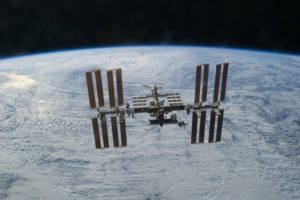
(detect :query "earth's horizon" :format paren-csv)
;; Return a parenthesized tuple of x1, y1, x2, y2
(0, 45, 299, 200)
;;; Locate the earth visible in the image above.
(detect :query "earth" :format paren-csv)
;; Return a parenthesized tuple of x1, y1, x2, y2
(0, 46, 299, 200)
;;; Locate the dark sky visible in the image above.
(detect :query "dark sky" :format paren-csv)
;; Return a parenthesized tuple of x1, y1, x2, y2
(0, 0, 299, 57)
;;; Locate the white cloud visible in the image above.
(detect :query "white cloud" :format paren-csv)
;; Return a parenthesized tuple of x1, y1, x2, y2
(0, 72, 36, 89)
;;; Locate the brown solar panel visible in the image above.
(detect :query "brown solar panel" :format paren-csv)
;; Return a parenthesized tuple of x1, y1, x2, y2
(92, 117, 101, 149)
(213, 64, 221, 103)
(107, 70, 116, 108)
(199, 110, 206, 143)
(85, 71, 96, 109)
(220, 63, 229, 101)
(194, 65, 201, 104)
(120, 115, 127, 147)
(208, 111, 216, 143)
(216, 109, 224, 142)
(94, 70, 105, 107)
(201, 64, 209, 102)
(116, 68, 124, 106)
(111, 116, 119, 147)
(191, 112, 198, 144)
(101, 116, 109, 148)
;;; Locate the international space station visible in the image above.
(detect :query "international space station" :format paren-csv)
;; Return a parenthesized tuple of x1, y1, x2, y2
(85, 63, 229, 149)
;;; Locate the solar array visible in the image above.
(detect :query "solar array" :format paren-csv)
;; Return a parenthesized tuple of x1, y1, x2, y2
(85, 68, 127, 149)
(167, 93, 183, 106)
(191, 63, 228, 144)
(132, 96, 148, 108)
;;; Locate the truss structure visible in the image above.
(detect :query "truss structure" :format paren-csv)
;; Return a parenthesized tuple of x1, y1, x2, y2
(85, 63, 229, 149)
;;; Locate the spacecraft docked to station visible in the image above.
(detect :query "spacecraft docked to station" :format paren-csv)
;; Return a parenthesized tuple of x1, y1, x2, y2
(85, 63, 229, 149)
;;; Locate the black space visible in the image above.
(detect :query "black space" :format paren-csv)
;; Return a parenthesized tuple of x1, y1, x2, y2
(0, 0, 299, 57)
